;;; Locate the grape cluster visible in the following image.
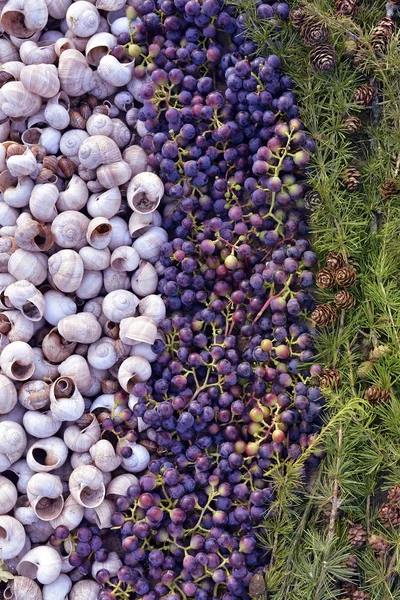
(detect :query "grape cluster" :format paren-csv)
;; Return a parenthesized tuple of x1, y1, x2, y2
(95, 1, 325, 599)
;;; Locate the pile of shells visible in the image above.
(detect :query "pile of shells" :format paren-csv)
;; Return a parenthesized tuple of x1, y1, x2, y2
(0, 0, 169, 596)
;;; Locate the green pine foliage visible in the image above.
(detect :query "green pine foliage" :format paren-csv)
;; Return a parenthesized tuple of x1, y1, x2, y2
(234, 1, 400, 598)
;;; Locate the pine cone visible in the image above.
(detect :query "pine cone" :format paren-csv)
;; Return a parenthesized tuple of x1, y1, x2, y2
(301, 18, 329, 46)
(249, 573, 266, 598)
(345, 555, 358, 570)
(368, 534, 390, 557)
(357, 361, 374, 379)
(353, 84, 376, 106)
(304, 189, 322, 209)
(371, 17, 395, 55)
(343, 115, 362, 133)
(336, 0, 358, 17)
(343, 39, 358, 57)
(379, 502, 400, 527)
(326, 251, 346, 271)
(316, 267, 336, 289)
(369, 345, 391, 361)
(348, 523, 367, 547)
(352, 48, 369, 72)
(342, 582, 358, 595)
(319, 368, 340, 389)
(341, 167, 360, 191)
(334, 289, 356, 310)
(380, 179, 398, 198)
(387, 484, 400, 507)
(365, 385, 391, 404)
(289, 5, 308, 29)
(310, 44, 337, 72)
(311, 304, 337, 327)
(335, 266, 356, 288)
(353, 592, 370, 600)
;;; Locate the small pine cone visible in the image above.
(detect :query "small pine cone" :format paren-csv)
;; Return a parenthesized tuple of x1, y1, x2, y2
(319, 368, 340, 389)
(343, 39, 358, 57)
(326, 251, 346, 271)
(365, 385, 391, 404)
(379, 502, 400, 527)
(357, 361, 374, 379)
(301, 18, 329, 46)
(248, 573, 266, 598)
(341, 167, 360, 191)
(343, 582, 358, 595)
(304, 189, 322, 209)
(335, 266, 356, 288)
(352, 48, 369, 72)
(368, 534, 390, 557)
(348, 523, 367, 547)
(289, 5, 308, 30)
(387, 484, 400, 507)
(369, 345, 391, 361)
(345, 555, 358, 570)
(353, 84, 376, 106)
(334, 290, 356, 310)
(316, 267, 336, 289)
(310, 44, 337, 72)
(343, 115, 362, 133)
(353, 592, 370, 600)
(336, 0, 358, 17)
(380, 179, 398, 198)
(311, 304, 337, 327)
(371, 17, 395, 55)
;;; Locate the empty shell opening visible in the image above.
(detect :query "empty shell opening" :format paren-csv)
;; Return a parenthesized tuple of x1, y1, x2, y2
(80, 485, 104, 508)
(127, 375, 140, 393)
(16, 560, 38, 580)
(54, 378, 74, 398)
(0, 315, 11, 335)
(22, 301, 40, 320)
(32, 448, 58, 467)
(35, 495, 63, 520)
(96, 224, 112, 234)
(0, 526, 7, 539)
(111, 258, 124, 270)
(2, 470, 18, 486)
(11, 361, 32, 379)
(34, 233, 47, 248)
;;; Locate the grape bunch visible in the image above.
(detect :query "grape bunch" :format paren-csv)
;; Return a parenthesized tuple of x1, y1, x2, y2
(93, 0, 325, 599)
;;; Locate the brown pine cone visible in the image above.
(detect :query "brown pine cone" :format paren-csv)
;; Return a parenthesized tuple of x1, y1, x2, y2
(380, 179, 398, 198)
(319, 368, 340, 389)
(311, 304, 337, 327)
(326, 251, 346, 271)
(335, 266, 356, 288)
(289, 5, 308, 29)
(348, 523, 367, 547)
(304, 189, 322, 209)
(341, 167, 360, 191)
(343, 115, 362, 133)
(343, 582, 358, 595)
(387, 484, 400, 507)
(316, 267, 336, 289)
(371, 17, 395, 55)
(336, 0, 358, 17)
(345, 555, 358, 570)
(301, 18, 329, 46)
(365, 385, 391, 404)
(353, 592, 370, 600)
(334, 290, 356, 310)
(379, 502, 400, 527)
(310, 44, 337, 72)
(353, 84, 376, 106)
(352, 48, 369, 72)
(368, 534, 390, 557)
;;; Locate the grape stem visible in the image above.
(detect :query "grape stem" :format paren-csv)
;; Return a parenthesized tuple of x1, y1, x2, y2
(253, 274, 294, 323)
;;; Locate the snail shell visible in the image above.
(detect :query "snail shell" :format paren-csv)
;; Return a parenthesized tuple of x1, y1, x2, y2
(48, 249, 84, 293)
(66, 1, 100, 38)
(85, 32, 116, 66)
(20, 63, 60, 98)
